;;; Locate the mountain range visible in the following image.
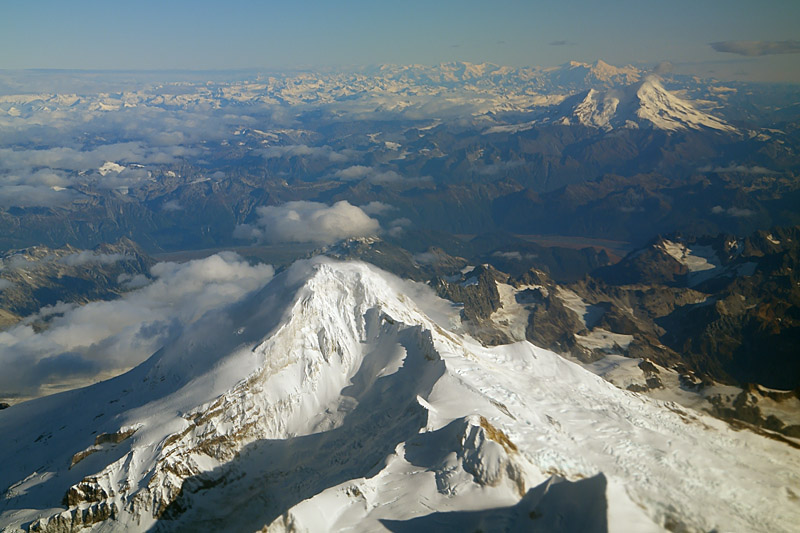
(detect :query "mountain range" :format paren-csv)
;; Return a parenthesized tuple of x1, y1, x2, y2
(1, 62, 799, 532)
(2, 260, 797, 532)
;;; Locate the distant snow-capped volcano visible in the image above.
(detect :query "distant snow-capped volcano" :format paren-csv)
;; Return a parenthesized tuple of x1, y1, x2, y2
(560, 77, 736, 132)
(543, 59, 642, 89)
(1, 259, 795, 532)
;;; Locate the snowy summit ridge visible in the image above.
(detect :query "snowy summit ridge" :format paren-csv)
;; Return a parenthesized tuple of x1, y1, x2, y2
(0, 259, 797, 532)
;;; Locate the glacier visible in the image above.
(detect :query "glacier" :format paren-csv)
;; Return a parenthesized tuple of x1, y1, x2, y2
(1, 258, 798, 532)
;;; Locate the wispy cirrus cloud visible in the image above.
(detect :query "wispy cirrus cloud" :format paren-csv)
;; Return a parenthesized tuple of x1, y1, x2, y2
(710, 40, 800, 56)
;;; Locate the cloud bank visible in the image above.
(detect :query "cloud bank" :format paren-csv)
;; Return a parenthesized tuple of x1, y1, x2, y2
(710, 40, 800, 56)
(234, 201, 381, 244)
(0, 252, 274, 400)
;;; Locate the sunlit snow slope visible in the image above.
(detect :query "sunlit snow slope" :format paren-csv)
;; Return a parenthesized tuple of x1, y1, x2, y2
(1, 259, 798, 532)
(567, 77, 736, 132)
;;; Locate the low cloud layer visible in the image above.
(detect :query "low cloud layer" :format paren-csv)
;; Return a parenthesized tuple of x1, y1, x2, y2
(234, 201, 381, 244)
(261, 144, 349, 163)
(58, 251, 130, 267)
(711, 205, 755, 217)
(334, 165, 431, 186)
(0, 84, 265, 207)
(0, 253, 274, 400)
(491, 251, 538, 261)
(710, 40, 800, 56)
(653, 61, 675, 74)
(359, 201, 396, 216)
(0, 142, 199, 207)
(0, 185, 83, 208)
(701, 164, 775, 175)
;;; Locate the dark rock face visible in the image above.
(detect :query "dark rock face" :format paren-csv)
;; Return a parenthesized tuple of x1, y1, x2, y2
(571, 226, 800, 390)
(28, 501, 117, 532)
(323, 239, 470, 282)
(708, 386, 800, 439)
(593, 238, 688, 286)
(423, 227, 800, 435)
(507, 269, 592, 361)
(433, 265, 504, 324)
(526, 294, 592, 361)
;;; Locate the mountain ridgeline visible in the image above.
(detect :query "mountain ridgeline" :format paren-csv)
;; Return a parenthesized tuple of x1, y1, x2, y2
(2, 261, 798, 532)
(0, 61, 798, 252)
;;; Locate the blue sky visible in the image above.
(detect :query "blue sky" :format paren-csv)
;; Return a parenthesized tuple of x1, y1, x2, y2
(2, 0, 799, 81)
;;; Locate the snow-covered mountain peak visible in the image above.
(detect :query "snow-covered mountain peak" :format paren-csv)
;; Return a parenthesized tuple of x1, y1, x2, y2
(572, 88, 622, 130)
(1, 259, 798, 532)
(571, 59, 640, 81)
(559, 76, 736, 132)
(553, 59, 642, 88)
(634, 76, 736, 132)
(98, 161, 125, 176)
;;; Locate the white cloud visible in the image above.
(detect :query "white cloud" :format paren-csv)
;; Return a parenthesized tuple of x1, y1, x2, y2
(711, 205, 755, 217)
(261, 144, 348, 162)
(476, 159, 524, 176)
(234, 201, 381, 244)
(0, 143, 182, 173)
(490, 251, 538, 261)
(359, 201, 396, 216)
(701, 164, 775, 175)
(0, 252, 274, 400)
(335, 165, 372, 180)
(117, 273, 150, 290)
(333, 165, 431, 186)
(0, 142, 194, 205)
(0, 184, 83, 208)
(711, 40, 800, 57)
(161, 199, 184, 212)
(0, 278, 13, 290)
(492, 251, 523, 261)
(387, 217, 412, 237)
(413, 252, 439, 265)
(367, 170, 405, 184)
(58, 252, 130, 267)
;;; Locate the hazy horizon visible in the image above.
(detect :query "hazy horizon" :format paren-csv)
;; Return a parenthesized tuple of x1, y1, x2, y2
(2, 0, 799, 83)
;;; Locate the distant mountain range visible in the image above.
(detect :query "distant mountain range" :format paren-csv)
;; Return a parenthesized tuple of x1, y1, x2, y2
(1, 61, 798, 252)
